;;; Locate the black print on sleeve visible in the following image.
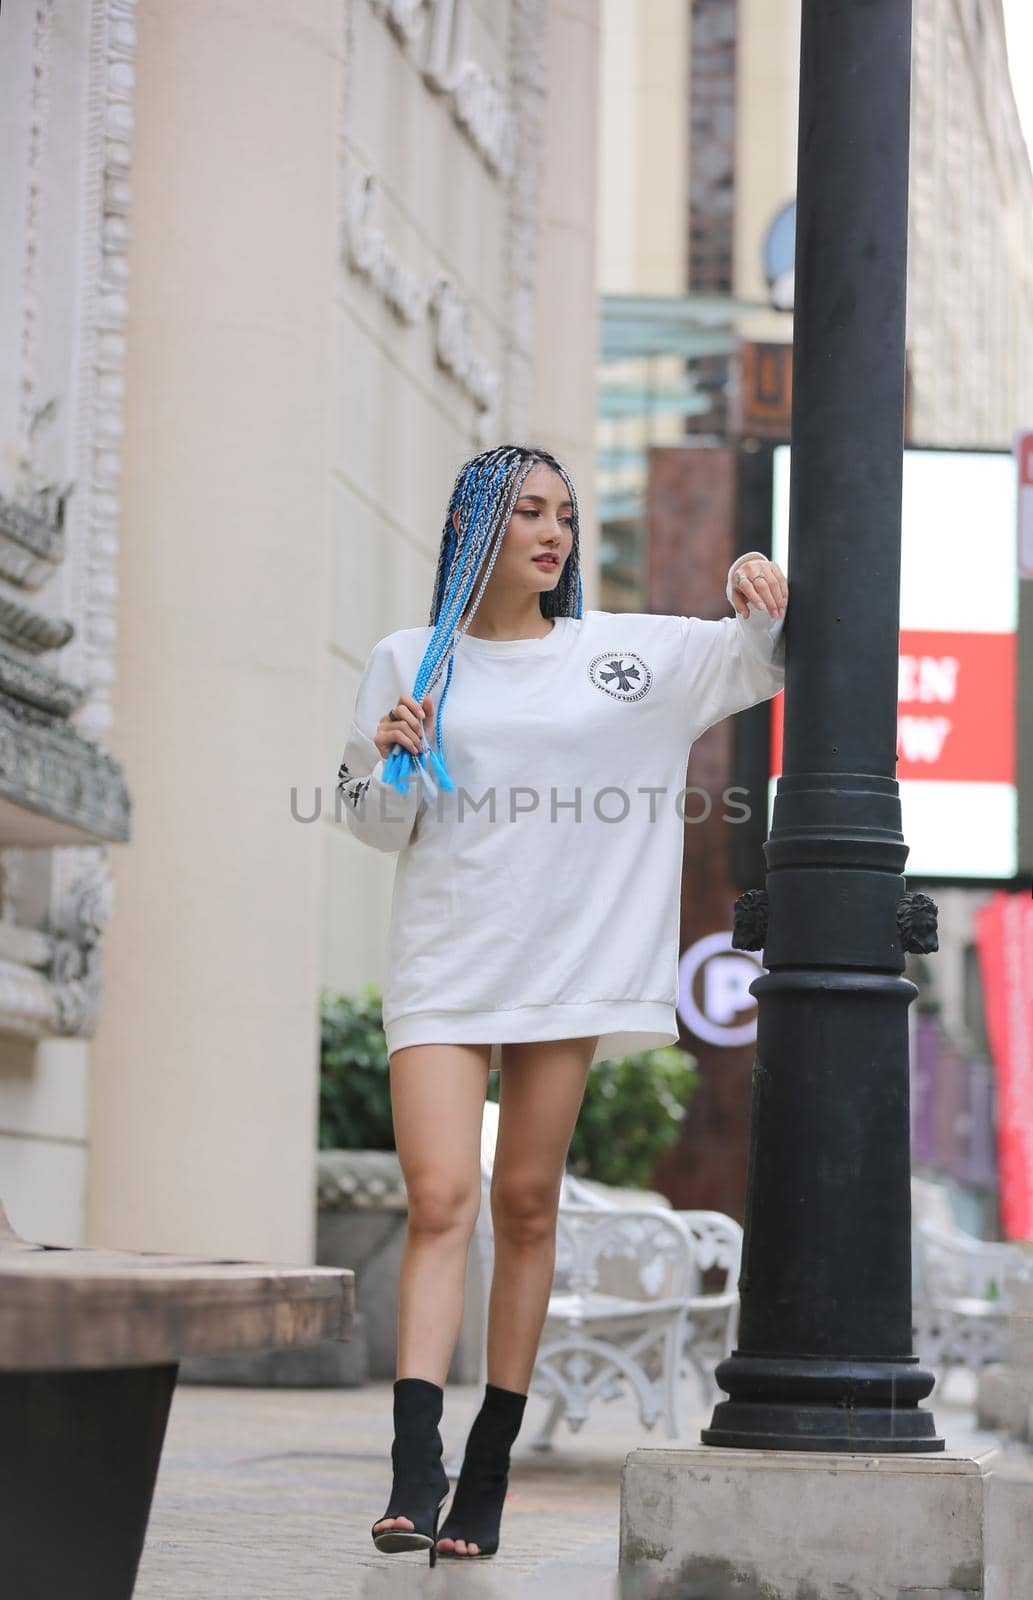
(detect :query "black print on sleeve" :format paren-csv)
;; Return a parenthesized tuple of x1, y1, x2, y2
(345, 777, 372, 809)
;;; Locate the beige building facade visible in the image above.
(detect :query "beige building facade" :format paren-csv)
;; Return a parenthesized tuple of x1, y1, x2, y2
(907, 0, 1033, 445)
(732, 0, 1033, 446)
(0, 0, 600, 1258)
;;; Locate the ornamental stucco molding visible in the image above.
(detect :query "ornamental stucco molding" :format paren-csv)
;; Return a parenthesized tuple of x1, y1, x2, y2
(0, 691, 127, 841)
(49, 848, 115, 1036)
(0, 646, 86, 719)
(0, 593, 73, 655)
(0, 957, 57, 1041)
(365, 0, 518, 179)
(340, 0, 547, 446)
(3, 0, 73, 618)
(504, 0, 548, 441)
(340, 0, 502, 445)
(65, 0, 137, 745)
(0, 848, 114, 1039)
(0, 494, 66, 591)
(0, 0, 136, 1043)
(17, 2, 55, 491)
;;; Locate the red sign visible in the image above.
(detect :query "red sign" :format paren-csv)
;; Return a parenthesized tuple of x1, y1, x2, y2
(770, 630, 1016, 784)
(975, 893, 1033, 1240)
(1019, 431, 1033, 580)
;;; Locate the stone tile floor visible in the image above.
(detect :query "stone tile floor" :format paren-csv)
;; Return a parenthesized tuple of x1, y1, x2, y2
(134, 1369, 1000, 1600)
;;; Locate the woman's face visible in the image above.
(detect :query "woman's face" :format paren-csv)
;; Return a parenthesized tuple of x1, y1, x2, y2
(457, 461, 575, 601)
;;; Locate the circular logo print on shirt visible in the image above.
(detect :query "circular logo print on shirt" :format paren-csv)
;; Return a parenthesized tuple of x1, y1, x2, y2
(588, 650, 653, 701)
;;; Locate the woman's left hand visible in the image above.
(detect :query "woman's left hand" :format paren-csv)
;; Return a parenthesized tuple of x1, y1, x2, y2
(731, 554, 787, 620)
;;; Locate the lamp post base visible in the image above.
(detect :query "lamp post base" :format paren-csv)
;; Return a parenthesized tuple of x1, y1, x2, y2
(702, 1354, 944, 1452)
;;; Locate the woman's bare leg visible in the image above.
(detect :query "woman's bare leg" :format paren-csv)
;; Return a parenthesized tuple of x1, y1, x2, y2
(372, 1039, 490, 1538)
(436, 1034, 597, 1556)
(487, 1035, 596, 1389)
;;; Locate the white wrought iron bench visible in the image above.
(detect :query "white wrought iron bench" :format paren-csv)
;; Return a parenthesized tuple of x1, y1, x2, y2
(912, 1214, 1033, 1374)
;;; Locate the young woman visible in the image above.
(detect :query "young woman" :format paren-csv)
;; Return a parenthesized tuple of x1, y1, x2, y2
(337, 443, 787, 1564)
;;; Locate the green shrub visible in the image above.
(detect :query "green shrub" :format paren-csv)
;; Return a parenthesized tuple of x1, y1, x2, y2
(318, 984, 393, 1150)
(318, 987, 698, 1189)
(489, 1045, 698, 1191)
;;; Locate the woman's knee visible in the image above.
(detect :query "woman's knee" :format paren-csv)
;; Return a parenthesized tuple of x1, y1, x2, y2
(406, 1173, 481, 1240)
(491, 1171, 561, 1246)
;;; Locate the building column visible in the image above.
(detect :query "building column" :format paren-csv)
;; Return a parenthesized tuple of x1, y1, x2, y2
(86, 0, 338, 1260)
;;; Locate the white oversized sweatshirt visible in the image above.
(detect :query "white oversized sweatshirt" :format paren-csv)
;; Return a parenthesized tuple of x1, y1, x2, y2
(336, 556, 785, 1069)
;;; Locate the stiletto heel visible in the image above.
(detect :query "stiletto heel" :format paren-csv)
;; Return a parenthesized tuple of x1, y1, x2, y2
(429, 1491, 448, 1568)
(435, 1381, 527, 1560)
(370, 1377, 451, 1566)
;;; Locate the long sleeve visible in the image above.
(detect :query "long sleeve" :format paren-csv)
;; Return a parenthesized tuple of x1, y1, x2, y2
(336, 639, 423, 853)
(677, 556, 786, 740)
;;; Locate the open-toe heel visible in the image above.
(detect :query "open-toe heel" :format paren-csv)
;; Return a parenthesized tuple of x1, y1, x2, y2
(435, 1381, 527, 1560)
(371, 1377, 451, 1567)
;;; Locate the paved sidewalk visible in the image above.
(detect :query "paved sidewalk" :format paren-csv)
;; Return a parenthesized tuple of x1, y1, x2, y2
(134, 1371, 999, 1600)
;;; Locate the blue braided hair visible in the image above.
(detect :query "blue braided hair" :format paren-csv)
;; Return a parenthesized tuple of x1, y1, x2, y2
(382, 443, 585, 797)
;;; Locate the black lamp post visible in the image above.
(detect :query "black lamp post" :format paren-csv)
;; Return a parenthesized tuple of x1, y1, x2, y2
(701, 0, 943, 1451)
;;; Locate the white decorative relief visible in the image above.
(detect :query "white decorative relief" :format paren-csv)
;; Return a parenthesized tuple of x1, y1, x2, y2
(504, 0, 547, 441)
(17, 2, 54, 492)
(0, 845, 115, 1039)
(431, 276, 501, 437)
(66, 0, 137, 742)
(49, 846, 115, 1035)
(343, 171, 431, 325)
(340, 0, 551, 448)
(342, 163, 501, 445)
(366, 0, 517, 178)
(0, 0, 136, 1043)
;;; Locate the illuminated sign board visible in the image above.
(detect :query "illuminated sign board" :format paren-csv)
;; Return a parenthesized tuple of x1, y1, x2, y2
(770, 446, 1018, 881)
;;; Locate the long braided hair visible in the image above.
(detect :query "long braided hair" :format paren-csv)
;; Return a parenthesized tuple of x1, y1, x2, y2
(381, 443, 584, 798)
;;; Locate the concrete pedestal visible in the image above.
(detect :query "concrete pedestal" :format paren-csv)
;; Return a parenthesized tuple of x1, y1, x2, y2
(620, 1444, 1033, 1599)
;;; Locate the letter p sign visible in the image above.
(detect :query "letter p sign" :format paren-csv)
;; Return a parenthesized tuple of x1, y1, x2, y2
(678, 931, 764, 1048)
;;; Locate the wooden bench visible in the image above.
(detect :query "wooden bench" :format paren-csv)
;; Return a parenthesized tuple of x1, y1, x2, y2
(0, 1197, 354, 1600)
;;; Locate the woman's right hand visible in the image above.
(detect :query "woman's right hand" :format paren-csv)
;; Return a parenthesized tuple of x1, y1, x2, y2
(373, 693, 435, 761)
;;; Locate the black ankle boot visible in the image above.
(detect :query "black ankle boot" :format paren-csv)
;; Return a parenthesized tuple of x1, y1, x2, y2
(436, 1381, 528, 1559)
(370, 1377, 451, 1567)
